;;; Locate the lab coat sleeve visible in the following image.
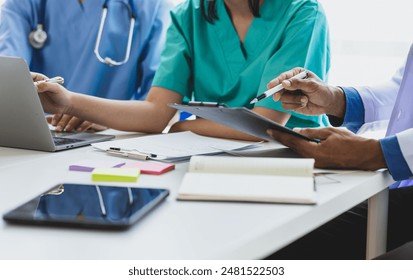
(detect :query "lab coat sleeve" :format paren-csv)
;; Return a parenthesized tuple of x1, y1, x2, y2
(134, 0, 173, 99)
(0, 0, 37, 64)
(355, 65, 403, 123)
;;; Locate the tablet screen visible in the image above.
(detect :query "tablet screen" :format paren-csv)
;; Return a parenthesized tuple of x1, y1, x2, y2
(3, 183, 169, 230)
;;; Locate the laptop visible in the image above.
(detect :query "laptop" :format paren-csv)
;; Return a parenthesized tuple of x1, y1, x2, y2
(0, 56, 115, 151)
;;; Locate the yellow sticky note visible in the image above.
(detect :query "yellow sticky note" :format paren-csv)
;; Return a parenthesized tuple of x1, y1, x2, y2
(92, 168, 140, 182)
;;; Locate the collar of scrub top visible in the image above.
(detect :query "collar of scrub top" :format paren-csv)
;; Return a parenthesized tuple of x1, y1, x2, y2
(94, 0, 137, 67)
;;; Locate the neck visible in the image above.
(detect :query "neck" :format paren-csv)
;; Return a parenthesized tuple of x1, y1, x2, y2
(224, 0, 263, 17)
(224, 0, 264, 44)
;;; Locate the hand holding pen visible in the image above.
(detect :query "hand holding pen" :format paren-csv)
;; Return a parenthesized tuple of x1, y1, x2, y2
(34, 76, 64, 87)
(250, 70, 308, 104)
(265, 67, 346, 117)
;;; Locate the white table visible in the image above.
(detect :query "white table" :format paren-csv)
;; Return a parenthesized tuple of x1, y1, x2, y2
(0, 133, 394, 259)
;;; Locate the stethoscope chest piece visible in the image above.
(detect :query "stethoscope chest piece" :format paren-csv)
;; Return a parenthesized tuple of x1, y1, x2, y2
(29, 24, 48, 49)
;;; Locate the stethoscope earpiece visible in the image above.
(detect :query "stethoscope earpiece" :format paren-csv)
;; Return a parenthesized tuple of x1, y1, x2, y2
(29, 24, 48, 49)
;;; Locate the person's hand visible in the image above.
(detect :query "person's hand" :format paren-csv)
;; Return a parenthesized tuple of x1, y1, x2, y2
(266, 127, 386, 171)
(267, 67, 345, 118)
(35, 79, 72, 115)
(31, 72, 48, 82)
(46, 114, 107, 132)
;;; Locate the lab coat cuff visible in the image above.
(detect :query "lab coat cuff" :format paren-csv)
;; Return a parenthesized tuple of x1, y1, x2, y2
(340, 87, 365, 133)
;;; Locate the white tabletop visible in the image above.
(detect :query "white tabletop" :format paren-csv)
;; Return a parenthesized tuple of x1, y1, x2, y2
(0, 133, 394, 260)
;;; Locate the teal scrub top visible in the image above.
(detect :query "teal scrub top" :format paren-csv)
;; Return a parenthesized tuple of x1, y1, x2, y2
(152, 0, 331, 128)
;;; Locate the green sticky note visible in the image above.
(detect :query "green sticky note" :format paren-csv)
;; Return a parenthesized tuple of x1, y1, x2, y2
(92, 168, 140, 182)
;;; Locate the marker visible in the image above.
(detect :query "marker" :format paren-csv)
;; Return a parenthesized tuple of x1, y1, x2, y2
(250, 70, 308, 104)
(34, 76, 64, 86)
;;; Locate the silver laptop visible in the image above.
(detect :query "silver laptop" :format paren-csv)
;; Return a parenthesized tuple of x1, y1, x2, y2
(0, 56, 115, 151)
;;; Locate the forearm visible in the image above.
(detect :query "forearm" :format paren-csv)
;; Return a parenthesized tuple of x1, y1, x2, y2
(170, 118, 264, 141)
(67, 88, 181, 133)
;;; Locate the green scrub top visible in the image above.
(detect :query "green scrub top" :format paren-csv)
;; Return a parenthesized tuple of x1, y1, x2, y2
(152, 0, 331, 128)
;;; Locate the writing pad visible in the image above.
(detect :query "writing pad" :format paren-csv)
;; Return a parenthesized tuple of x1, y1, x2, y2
(169, 104, 319, 143)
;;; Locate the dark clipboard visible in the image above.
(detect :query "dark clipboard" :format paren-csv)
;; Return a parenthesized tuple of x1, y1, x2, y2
(169, 103, 319, 143)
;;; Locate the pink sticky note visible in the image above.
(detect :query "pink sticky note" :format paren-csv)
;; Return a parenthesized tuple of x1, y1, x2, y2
(69, 159, 126, 172)
(121, 161, 175, 175)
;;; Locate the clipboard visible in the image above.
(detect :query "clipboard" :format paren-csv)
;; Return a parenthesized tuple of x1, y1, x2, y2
(169, 103, 319, 143)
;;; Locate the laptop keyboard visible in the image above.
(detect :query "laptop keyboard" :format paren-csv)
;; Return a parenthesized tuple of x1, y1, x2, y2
(53, 137, 84, 146)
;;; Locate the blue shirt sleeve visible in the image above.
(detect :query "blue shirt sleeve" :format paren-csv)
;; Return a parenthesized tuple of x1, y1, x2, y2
(380, 136, 413, 181)
(338, 87, 365, 133)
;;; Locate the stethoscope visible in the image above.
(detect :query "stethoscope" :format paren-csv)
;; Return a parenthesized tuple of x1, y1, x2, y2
(29, 0, 136, 67)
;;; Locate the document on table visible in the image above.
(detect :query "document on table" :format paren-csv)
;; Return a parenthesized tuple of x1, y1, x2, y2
(92, 131, 261, 162)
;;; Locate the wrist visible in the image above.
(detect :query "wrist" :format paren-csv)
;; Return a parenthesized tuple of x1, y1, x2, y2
(326, 86, 346, 119)
(66, 93, 78, 116)
(361, 139, 387, 170)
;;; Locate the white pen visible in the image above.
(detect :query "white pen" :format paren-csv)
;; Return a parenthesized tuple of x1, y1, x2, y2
(106, 148, 149, 161)
(34, 76, 64, 86)
(250, 70, 308, 104)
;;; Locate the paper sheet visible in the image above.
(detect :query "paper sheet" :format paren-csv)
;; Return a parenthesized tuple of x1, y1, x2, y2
(92, 131, 261, 162)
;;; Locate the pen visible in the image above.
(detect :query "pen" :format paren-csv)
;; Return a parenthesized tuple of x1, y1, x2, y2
(109, 147, 157, 158)
(34, 76, 65, 86)
(187, 101, 227, 107)
(249, 70, 308, 104)
(106, 147, 149, 161)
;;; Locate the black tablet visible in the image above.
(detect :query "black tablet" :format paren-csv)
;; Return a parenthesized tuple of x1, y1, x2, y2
(169, 103, 319, 143)
(3, 183, 169, 230)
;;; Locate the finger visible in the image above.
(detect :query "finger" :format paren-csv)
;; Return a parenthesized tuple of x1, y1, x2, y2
(55, 114, 72, 132)
(281, 77, 318, 93)
(65, 117, 86, 132)
(31, 72, 48, 82)
(267, 129, 320, 159)
(281, 102, 307, 111)
(272, 90, 285, 102)
(77, 121, 93, 132)
(36, 82, 63, 93)
(278, 93, 308, 104)
(266, 128, 316, 154)
(46, 115, 53, 124)
(267, 67, 305, 88)
(51, 114, 63, 126)
(293, 127, 335, 140)
(88, 123, 108, 132)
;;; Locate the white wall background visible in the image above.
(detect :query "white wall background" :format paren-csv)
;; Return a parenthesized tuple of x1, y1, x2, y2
(1, 0, 411, 87)
(321, 0, 413, 86)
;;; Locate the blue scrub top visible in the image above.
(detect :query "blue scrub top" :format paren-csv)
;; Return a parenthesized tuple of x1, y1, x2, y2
(153, 0, 331, 128)
(0, 0, 174, 100)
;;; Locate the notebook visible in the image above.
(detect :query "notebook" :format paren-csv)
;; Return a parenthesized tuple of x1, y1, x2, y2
(177, 156, 316, 204)
(0, 56, 114, 151)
